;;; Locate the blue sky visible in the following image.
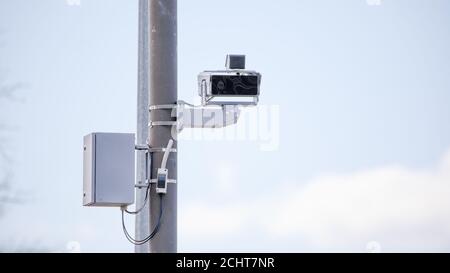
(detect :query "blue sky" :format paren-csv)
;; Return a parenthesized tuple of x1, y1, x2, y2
(1, 0, 450, 252)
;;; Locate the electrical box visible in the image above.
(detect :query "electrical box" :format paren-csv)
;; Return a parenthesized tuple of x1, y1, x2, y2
(83, 133, 135, 207)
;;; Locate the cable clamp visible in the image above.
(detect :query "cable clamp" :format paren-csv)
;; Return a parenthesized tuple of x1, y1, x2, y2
(149, 179, 177, 184)
(134, 179, 177, 188)
(149, 147, 177, 153)
(148, 121, 177, 128)
(135, 144, 177, 154)
(135, 144, 149, 150)
(149, 104, 177, 111)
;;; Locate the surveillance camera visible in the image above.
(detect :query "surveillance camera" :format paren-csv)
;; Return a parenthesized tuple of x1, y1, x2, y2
(198, 55, 261, 106)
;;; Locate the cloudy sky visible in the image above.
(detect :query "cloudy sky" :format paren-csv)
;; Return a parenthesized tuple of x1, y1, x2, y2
(1, 0, 450, 252)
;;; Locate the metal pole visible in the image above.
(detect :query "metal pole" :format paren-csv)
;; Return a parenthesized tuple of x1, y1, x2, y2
(135, 0, 151, 253)
(148, 0, 177, 253)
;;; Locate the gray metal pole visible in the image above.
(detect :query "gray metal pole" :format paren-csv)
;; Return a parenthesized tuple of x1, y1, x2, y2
(135, 0, 151, 253)
(148, 0, 177, 253)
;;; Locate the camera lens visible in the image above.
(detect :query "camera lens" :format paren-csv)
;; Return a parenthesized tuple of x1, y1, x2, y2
(217, 80, 225, 90)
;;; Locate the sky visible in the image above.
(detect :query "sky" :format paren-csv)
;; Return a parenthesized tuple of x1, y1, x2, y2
(0, 0, 450, 252)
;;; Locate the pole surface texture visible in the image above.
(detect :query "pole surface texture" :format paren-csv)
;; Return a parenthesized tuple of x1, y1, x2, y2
(148, 0, 177, 253)
(135, 0, 151, 253)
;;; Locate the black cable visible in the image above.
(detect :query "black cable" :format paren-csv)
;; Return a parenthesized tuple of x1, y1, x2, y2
(121, 194, 164, 245)
(122, 195, 162, 245)
(125, 184, 151, 215)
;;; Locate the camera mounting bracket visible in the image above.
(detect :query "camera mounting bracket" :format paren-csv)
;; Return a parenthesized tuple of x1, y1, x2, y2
(148, 101, 244, 132)
(149, 101, 244, 132)
(177, 100, 242, 131)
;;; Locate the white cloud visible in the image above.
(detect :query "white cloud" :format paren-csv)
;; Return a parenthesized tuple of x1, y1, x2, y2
(180, 149, 450, 252)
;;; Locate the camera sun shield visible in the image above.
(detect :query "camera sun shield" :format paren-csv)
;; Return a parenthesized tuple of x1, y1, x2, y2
(225, 54, 246, 70)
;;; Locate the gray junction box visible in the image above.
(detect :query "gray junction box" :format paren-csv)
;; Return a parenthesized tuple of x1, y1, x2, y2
(83, 133, 135, 207)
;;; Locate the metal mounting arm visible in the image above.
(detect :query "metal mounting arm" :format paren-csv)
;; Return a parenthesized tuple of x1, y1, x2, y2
(177, 101, 241, 131)
(148, 101, 245, 132)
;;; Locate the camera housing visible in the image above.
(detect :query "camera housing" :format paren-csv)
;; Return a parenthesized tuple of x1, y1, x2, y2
(198, 55, 261, 106)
